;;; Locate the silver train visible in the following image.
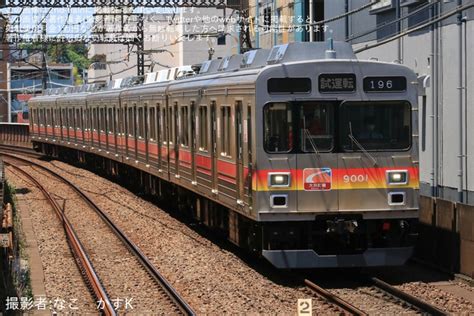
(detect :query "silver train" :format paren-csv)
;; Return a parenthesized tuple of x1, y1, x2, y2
(29, 42, 419, 268)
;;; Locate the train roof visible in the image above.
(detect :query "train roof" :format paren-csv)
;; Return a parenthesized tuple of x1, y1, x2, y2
(30, 41, 417, 105)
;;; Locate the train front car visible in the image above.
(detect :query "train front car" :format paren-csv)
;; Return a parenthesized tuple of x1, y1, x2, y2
(255, 42, 419, 268)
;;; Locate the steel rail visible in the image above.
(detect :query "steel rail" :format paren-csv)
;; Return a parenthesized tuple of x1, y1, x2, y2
(3, 152, 196, 316)
(370, 277, 447, 316)
(0, 144, 43, 158)
(305, 279, 368, 316)
(4, 161, 116, 316)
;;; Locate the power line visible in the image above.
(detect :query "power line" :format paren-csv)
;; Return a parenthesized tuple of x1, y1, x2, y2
(354, 1, 474, 53)
(347, 0, 439, 42)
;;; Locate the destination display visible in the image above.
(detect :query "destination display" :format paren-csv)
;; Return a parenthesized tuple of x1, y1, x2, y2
(363, 76, 407, 92)
(319, 74, 356, 93)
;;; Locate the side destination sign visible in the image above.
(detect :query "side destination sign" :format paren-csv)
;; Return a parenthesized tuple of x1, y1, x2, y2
(319, 74, 356, 93)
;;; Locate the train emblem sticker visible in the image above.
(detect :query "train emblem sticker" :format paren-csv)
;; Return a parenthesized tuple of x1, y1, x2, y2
(303, 168, 332, 191)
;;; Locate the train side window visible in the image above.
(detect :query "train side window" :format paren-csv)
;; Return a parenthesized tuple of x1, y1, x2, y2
(180, 105, 189, 147)
(198, 106, 208, 151)
(76, 109, 81, 130)
(162, 106, 168, 144)
(92, 108, 96, 131)
(107, 108, 113, 134)
(96, 108, 100, 132)
(138, 107, 144, 139)
(263, 103, 293, 153)
(220, 105, 232, 157)
(101, 108, 107, 132)
(123, 107, 127, 136)
(85, 108, 89, 130)
(169, 106, 174, 145)
(112, 108, 116, 135)
(116, 108, 120, 135)
(149, 107, 156, 141)
(72, 108, 76, 128)
(156, 106, 160, 143)
(128, 107, 134, 137)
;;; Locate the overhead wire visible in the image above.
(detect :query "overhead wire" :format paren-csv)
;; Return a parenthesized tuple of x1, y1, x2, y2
(354, 1, 474, 53)
(347, 0, 439, 42)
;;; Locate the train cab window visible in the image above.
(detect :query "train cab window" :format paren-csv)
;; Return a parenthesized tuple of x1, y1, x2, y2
(149, 107, 157, 141)
(299, 102, 335, 152)
(264, 103, 292, 153)
(339, 101, 411, 151)
(180, 106, 189, 147)
(198, 106, 208, 151)
(220, 106, 231, 157)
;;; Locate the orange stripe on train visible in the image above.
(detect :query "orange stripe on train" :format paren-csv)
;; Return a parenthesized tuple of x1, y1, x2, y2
(254, 167, 419, 191)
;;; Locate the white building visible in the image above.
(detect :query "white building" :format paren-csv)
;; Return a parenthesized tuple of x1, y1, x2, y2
(88, 7, 238, 82)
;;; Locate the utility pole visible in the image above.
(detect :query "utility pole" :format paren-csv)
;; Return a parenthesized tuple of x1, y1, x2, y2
(92, 11, 145, 77)
(136, 13, 144, 77)
(41, 22, 48, 91)
(236, 0, 251, 53)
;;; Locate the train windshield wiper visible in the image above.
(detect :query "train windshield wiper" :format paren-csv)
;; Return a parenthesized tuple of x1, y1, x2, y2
(303, 128, 320, 155)
(348, 122, 377, 166)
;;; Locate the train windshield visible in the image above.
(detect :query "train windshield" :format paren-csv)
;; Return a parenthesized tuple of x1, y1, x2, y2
(339, 101, 411, 151)
(264, 103, 293, 153)
(299, 102, 334, 152)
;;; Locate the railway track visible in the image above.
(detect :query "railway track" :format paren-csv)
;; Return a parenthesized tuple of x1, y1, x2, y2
(3, 152, 195, 315)
(369, 277, 447, 315)
(0, 143, 41, 158)
(304, 279, 367, 315)
(305, 276, 447, 315)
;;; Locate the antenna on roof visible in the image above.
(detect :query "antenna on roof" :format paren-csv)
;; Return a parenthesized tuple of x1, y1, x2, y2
(325, 37, 336, 59)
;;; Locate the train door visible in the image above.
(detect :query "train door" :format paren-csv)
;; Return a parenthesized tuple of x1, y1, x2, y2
(148, 104, 159, 168)
(76, 107, 82, 145)
(190, 101, 196, 184)
(172, 102, 179, 177)
(244, 104, 253, 207)
(106, 105, 112, 151)
(137, 103, 146, 161)
(295, 101, 338, 212)
(210, 101, 218, 193)
(133, 104, 138, 160)
(117, 106, 123, 156)
(125, 104, 134, 158)
(160, 103, 170, 177)
(143, 102, 150, 163)
(235, 101, 244, 204)
(166, 102, 175, 177)
(70, 107, 76, 142)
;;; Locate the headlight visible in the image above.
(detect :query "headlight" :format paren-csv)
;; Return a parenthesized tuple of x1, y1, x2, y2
(268, 173, 291, 187)
(386, 170, 408, 185)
